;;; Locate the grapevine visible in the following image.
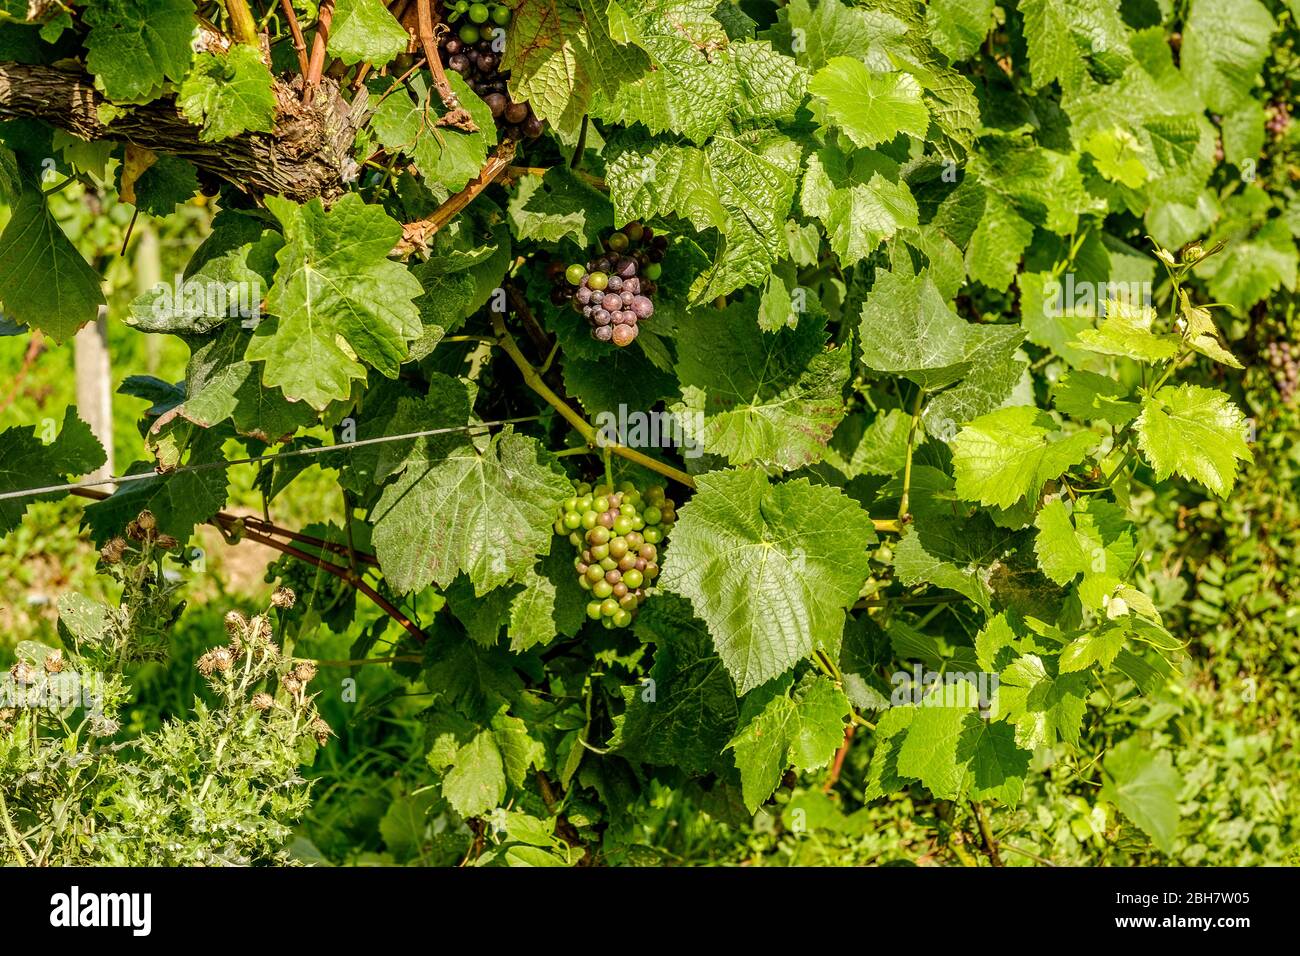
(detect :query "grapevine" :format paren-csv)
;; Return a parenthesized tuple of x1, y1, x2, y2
(0, 0, 1294, 875)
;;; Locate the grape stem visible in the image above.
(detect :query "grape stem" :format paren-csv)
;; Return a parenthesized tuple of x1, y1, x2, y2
(970, 801, 1003, 867)
(396, 140, 517, 256)
(489, 309, 699, 489)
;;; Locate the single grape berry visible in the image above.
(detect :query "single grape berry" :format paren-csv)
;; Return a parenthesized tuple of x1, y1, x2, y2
(459, 23, 480, 43)
(565, 263, 587, 286)
(469, 2, 489, 23)
(492, 4, 512, 25)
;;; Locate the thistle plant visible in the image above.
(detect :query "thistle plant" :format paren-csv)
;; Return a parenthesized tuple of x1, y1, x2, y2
(0, 515, 328, 866)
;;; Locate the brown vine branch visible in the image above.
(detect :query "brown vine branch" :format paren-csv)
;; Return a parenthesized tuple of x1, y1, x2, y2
(279, 0, 310, 74)
(505, 282, 553, 362)
(395, 139, 517, 256)
(0, 62, 359, 203)
(822, 724, 855, 793)
(236, 525, 429, 644)
(489, 310, 699, 489)
(303, 0, 335, 100)
(415, 0, 477, 131)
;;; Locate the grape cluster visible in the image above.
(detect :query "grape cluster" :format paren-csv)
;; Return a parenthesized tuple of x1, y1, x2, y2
(1267, 101, 1292, 139)
(554, 480, 676, 628)
(439, 2, 546, 140)
(548, 223, 667, 347)
(1266, 340, 1299, 403)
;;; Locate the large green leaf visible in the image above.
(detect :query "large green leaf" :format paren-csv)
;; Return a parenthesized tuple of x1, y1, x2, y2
(952, 407, 1100, 510)
(728, 672, 850, 811)
(247, 194, 423, 409)
(673, 304, 850, 470)
(1134, 385, 1252, 497)
(0, 188, 106, 342)
(660, 469, 876, 694)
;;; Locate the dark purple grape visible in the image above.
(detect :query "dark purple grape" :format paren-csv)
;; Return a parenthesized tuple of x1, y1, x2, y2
(601, 293, 622, 313)
(448, 54, 471, 75)
(477, 53, 497, 73)
(505, 101, 529, 123)
(620, 290, 634, 305)
(616, 258, 637, 278)
(483, 92, 507, 118)
(630, 295, 654, 319)
(594, 325, 613, 342)
(606, 275, 623, 292)
(592, 309, 611, 326)
(596, 257, 612, 273)
(575, 286, 592, 305)
(646, 247, 664, 263)
(444, 37, 463, 55)
(623, 277, 640, 295)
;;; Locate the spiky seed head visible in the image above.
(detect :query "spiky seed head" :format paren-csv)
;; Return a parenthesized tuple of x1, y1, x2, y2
(271, 586, 296, 610)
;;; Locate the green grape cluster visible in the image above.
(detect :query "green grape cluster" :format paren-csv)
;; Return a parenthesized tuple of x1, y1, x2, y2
(553, 480, 676, 628)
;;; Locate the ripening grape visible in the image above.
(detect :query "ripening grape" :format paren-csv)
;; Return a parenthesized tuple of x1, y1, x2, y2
(550, 224, 665, 347)
(554, 480, 675, 627)
(438, 2, 543, 142)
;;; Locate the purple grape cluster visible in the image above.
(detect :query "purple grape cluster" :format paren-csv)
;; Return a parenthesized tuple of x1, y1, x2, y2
(438, 2, 546, 140)
(548, 223, 667, 348)
(1266, 340, 1298, 403)
(554, 480, 675, 629)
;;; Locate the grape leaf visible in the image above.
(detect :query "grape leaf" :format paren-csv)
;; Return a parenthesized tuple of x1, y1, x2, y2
(83, 0, 194, 102)
(0, 408, 106, 534)
(506, 165, 613, 245)
(858, 270, 1018, 391)
(952, 406, 1100, 510)
(371, 379, 571, 594)
(0, 188, 106, 342)
(730, 39, 807, 124)
(673, 304, 850, 470)
(504, 0, 649, 141)
(179, 45, 277, 142)
(442, 731, 508, 817)
(660, 469, 876, 694)
(605, 129, 800, 303)
(247, 194, 423, 409)
(1134, 385, 1252, 497)
(1033, 497, 1135, 591)
(329, 0, 410, 68)
(1101, 736, 1182, 853)
(728, 672, 850, 811)
(610, 594, 739, 774)
(596, 0, 735, 144)
(808, 57, 929, 149)
(996, 654, 1088, 750)
(1182, 0, 1275, 112)
(800, 148, 918, 266)
(1052, 370, 1139, 426)
(1072, 301, 1181, 363)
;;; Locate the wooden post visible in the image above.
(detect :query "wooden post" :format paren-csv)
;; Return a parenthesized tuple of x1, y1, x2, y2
(73, 306, 114, 486)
